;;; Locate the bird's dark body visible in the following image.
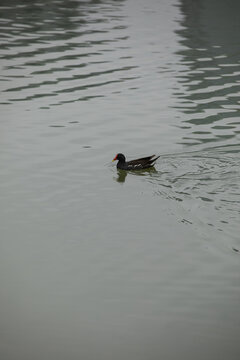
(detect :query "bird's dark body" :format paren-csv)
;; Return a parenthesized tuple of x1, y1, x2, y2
(113, 153, 159, 170)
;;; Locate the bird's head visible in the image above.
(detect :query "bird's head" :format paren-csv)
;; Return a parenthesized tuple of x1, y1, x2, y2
(112, 153, 125, 162)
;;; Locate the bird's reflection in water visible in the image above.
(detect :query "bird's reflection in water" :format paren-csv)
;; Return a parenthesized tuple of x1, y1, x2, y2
(114, 167, 158, 183)
(115, 169, 127, 183)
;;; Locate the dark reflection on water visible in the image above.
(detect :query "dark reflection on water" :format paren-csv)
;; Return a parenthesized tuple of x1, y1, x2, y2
(114, 167, 157, 183)
(172, 0, 240, 241)
(175, 0, 240, 147)
(0, 0, 130, 106)
(115, 169, 127, 183)
(0, 0, 83, 40)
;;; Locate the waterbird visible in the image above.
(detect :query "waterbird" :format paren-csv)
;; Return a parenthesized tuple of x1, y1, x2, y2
(112, 153, 159, 170)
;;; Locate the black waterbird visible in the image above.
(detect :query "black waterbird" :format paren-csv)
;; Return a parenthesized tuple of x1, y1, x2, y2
(112, 153, 159, 170)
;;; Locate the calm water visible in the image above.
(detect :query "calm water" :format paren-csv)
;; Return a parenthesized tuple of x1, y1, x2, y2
(1, 0, 240, 359)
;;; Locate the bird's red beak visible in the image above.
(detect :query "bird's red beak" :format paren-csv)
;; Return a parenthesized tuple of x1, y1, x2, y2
(112, 155, 117, 162)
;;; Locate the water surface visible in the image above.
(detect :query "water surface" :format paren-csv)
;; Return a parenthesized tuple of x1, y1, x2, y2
(0, 0, 240, 359)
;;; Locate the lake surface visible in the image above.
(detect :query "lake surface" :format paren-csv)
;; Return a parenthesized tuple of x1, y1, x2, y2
(1, 0, 240, 359)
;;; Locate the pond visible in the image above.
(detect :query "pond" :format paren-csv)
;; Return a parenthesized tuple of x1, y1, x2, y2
(0, 0, 240, 359)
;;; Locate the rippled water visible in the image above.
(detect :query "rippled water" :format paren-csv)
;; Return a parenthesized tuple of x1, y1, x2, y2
(1, 0, 240, 359)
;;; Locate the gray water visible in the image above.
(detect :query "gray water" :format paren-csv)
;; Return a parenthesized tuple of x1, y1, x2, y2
(1, 0, 240, 359)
